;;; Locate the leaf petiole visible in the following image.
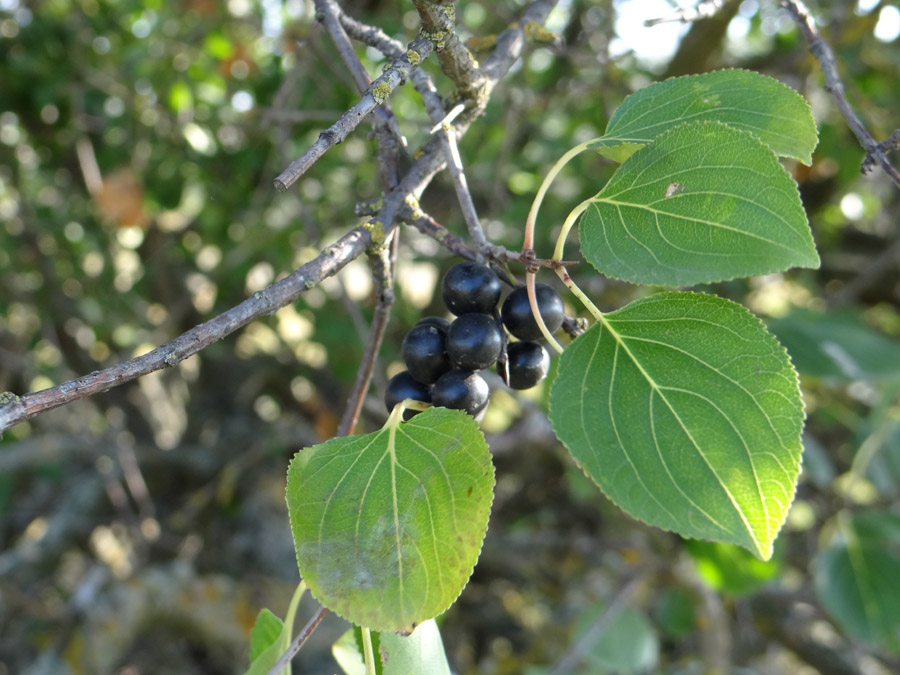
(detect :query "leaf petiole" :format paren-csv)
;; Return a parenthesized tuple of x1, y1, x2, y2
(361, 627, 376, 675)
(524, 139, 594, 250)
(552, 199, 605, 323)
(385, 399, 432, 428)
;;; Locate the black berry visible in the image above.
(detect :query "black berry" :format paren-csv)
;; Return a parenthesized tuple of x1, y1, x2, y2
(505, 341, 550, 390)
(415, 316, 451, 332)
(432, 370, 490, 416)
(441, 261, 502, 316)
(501, 283, 564, 341)
(447, 313, 503, 371)
(385, 371, 432, 419)
(402, 323, 452, 384)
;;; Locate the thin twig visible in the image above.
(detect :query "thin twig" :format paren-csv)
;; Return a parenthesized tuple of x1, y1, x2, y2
(550, 571, 645, 675)
(0, 229, 372, 433)
(781, 0, 900, 188)
(431, 106, 493, 255)
(482, 0, 561, 83)
(265, 605, 329, 675)
(257, 109, 345, 125)
(338, 232, 398, 436)
(315, 0, 407, 151)
(273, 38, 432, 191)
(338, 9, 449, 124)
(644, 0, 728, 26)
(398, 203, 578, 272)
(751, 589, 861, 675)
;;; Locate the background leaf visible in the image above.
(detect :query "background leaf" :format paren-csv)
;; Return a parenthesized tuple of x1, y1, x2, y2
(815, 511, 900, 653)
(332, 620, 452, 675)
(286, 407, 495, 634)
(548, 292, 805, 560)
(768, 309, 900, 380)
(580, 122, 820, 286)
(572, 606, 659, 673)
(244, 583, 305, 675)
(591, 69, 817, 164)
(249, 609, 284, 662)
(685, 540, 781, 595)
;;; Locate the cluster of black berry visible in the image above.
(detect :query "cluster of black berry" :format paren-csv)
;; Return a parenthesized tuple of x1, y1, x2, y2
(385, 261, 564, 418)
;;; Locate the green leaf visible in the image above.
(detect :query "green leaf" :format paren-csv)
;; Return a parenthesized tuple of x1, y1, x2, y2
(286, 407, 495, 634)
(548, 292, 805, 560)
(768, 309, 900, 380)
(332, 620, 452, 675)
(573, 606, 659, 673)
(685, 540, 781, 595)
(594, 142, 645, 163)
(579, 122, 820, 286)
(591, 69, 817, 164)
(815, 511, 900, 652)
(249, 609, 284, 662)
(244, 582, 306, 675)
(652, 589, 696, 639)
(168, 80, 193, 114)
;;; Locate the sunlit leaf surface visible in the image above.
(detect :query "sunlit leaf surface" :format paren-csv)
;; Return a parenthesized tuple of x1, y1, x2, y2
(286, 407, 494, 633)
(591, 69, 817, 164)
(580, 122, 819, 286)
(549, 292, 805, 560)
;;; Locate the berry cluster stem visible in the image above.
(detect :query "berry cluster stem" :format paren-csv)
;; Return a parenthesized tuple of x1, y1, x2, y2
(525, 140, 609, 334)
(526, 272, 564, 353)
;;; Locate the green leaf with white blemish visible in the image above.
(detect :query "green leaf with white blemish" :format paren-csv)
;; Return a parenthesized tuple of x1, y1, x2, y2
(591, 69, 817, 164)
(286, 407, 494, 634)
(580, 122, 819, 286)
(548, 292, 805, 560)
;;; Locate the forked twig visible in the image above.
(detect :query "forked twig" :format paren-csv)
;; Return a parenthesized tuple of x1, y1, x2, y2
(781, 0, 900, 188)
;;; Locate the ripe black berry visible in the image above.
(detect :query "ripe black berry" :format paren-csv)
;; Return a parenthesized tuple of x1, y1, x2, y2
(402, 323, 452, 384)
(505, 341, 550, 390)
(415, 316, 451, 332)
(447, 313, 503, 371)
(432, 370, 489, 416)
(441, 261, 502, 316)
(385, 371, 432, 419)
(501, 283, 564, 341)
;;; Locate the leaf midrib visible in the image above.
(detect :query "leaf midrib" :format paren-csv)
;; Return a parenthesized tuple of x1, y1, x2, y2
(597, 313, 767, 556)
(591, 198, 810, 258)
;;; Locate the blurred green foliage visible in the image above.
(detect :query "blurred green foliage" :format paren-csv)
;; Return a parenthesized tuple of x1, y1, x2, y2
(2, 1, 900, 673)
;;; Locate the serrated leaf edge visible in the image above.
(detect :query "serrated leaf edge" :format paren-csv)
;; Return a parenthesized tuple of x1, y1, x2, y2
(582, 121, 820, 287)
(548, 291, 805, 560)
(599, 68, 818, 165)
(286, 407, 496, 634)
